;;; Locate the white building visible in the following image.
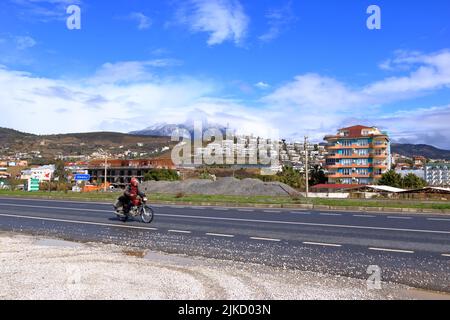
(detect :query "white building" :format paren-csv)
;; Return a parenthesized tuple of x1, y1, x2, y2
(21, 165, 55, 182)
(425, 163, 450, 186)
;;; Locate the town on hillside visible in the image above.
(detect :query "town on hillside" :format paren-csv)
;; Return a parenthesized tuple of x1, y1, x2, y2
(0, 125, 449, 199)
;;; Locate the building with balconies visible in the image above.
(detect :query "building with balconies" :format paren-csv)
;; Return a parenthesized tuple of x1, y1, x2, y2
(425, 162, 450, 186)
(324, 125, 391, 185)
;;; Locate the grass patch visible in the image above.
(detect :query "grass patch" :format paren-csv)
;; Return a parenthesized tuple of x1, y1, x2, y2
(0, 190, 449, 210)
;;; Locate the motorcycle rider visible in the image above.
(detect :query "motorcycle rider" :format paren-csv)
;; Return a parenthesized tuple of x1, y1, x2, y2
(114, 177, 147, 216)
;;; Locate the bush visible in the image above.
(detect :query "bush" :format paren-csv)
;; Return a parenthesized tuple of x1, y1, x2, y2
(277, 166, 306, 190)
(144, 169, 180, 182)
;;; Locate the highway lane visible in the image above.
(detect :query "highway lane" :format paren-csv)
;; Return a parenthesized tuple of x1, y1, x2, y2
(0, 197, 449, 292)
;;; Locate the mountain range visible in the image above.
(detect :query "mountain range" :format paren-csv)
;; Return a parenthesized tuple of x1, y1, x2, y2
(390, 143, 450, 160)
(0, 127, 174, 160)
(130, 122, 229, 138)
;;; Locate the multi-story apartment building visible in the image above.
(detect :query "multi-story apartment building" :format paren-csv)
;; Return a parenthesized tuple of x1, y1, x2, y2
(425, 163, 450, 186)
(324, 125, 391, 185)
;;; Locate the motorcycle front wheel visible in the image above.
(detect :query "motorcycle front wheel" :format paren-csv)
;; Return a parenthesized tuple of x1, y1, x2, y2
(141, 205, 154, 224)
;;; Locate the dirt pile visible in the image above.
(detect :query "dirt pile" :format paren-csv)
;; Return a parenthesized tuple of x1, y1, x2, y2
(141, 177, 299, 196)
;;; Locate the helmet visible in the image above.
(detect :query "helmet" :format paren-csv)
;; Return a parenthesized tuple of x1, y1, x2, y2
(130, 177, 139, 186)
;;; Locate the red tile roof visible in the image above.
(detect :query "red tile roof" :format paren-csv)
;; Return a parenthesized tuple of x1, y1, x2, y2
(339, 125, 374, 138)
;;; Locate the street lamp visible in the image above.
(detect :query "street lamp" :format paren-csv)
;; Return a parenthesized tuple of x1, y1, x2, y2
(304, 136, 309, 198)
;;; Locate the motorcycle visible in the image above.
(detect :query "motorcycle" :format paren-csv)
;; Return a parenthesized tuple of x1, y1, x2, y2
(115, 195, 154, 223)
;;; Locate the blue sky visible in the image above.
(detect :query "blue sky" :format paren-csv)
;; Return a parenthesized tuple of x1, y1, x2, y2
(0, 0, 450, 148)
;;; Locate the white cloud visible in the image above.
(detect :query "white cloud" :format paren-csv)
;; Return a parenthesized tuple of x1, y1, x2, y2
(260, 50, 450, 147)
(265, 50, 450, 110)
(88, 59, 182, 85)
(177, 0, 249, 46)
(364, 50, 450, 98)
(15, 36, 36, 50)
(255, 81, 270, 89)
(10, 0, 82, 21)
(375, 105, 450, 149)
(1, 49, 450, 149)
(259, 1, 297, 42)
(263, 73, 365, 110)
(127, 12, 152, 30)
(0, 64, 273, 137)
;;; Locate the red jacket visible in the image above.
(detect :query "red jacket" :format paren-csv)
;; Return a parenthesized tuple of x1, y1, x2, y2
(124, 184, 146, 199)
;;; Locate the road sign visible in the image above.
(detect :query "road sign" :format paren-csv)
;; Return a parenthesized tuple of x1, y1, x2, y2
(74, 174, 91, 181)
(28, 178, 40, 192)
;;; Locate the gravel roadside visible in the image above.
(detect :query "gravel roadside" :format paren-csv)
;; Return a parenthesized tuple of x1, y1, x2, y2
(0, 232, 448, 300)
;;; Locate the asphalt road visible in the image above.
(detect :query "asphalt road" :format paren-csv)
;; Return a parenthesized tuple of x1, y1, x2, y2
(0, 197, 449, 293)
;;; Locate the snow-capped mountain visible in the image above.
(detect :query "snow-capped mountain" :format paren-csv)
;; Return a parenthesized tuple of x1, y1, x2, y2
(130, 121, 230, 138)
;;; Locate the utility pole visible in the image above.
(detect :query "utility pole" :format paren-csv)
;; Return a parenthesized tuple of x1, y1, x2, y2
(104, 153, 108, 192)
(304, 136, 309, 198)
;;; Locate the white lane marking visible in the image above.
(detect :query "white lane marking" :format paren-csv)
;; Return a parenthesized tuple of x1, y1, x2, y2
(353, 215, 376, 218)
(214, 208, 229, 211)
(290, 211, 311, 215)
(192, 207, 206, 210)
(168, 229, 191, 234)
(1, 203, 449, 235)
(206, 233, 234, 238)
(428, 218, 450, 222)
(387, 216, 412, 220)
(442, 254, 450, 257)
(156, 213, 450, 235)
(319, 213, 342, 216)
(303, 241, 342, 248)
(238, 209, 254, 212)
(264, 210, 281, 213)
(250, 237, 281, 242)
(0, 213, 158, 231)
(368, 247, 414, 254)
(0, 203, 113, 213)
(0, 197, 111, 205)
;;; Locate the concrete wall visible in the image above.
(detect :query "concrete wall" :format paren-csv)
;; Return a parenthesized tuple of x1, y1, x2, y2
(301, 192, 350, 199)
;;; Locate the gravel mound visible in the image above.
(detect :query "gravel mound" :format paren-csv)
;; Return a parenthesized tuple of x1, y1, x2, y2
(141, 177, 299, 196)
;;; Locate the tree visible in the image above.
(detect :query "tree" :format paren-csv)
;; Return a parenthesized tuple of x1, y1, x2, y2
(309, 165, 327, 186)
(402, 173, 427, 189)
(277, 166, 305, 190)
(54, 160, 69, 183)
(379, 170, 427, 189)
(378, 170, 403, 188)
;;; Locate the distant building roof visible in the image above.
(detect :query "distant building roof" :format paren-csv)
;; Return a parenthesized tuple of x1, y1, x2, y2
(426, 162, 450, 167)
(367, 185, 406, 193)
(339, 185, 406, 193)
(325, 125, 388, 140)
(311, 184, 363, 190)
(400, 187, 450, 194)
(339, 125, 374, 132)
